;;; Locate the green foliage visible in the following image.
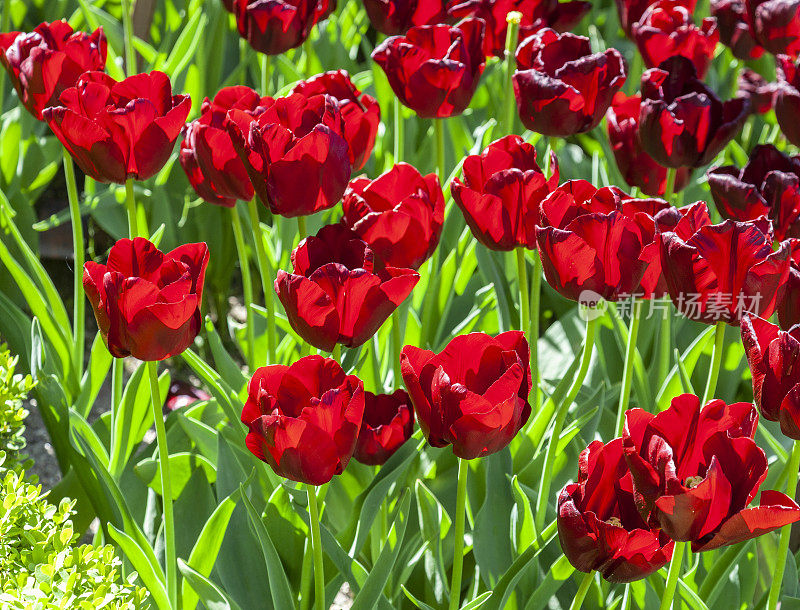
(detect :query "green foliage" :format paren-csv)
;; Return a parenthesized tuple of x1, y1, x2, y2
(0, 345, 32, 470)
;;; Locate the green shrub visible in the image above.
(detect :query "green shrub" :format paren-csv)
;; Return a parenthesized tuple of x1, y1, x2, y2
(0, 346, 33, 470)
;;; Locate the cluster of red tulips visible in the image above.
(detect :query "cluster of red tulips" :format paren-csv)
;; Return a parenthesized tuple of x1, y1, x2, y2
(4, 0, 800, 608)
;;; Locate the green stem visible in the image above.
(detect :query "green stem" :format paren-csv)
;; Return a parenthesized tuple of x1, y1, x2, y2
(421, 250, 440, 348)
(615, 299, 641, 436)
(260, 53, 270, 97)
(569, 571, 594, 610)
(298, 538, 312, 610)
(230, 206, 256, 370)
(660, 540, 687, 610)
(394, 98, 404, 163)
(434, 119, 446, 182)
(392, 310, 403, 389)
(147, 361, 176, 609)
(449, 458, 469, 610)
(247, 198, 276, 364)
(502, 12, 521, 134)
(120, 0, 137, 75)
(530, 253, 541, 411)
(664, 167, 677, 202)
(307, 485, 325, 610)
(627, 50, 642, 95)
(701, 321, 725, 405)
(331, 343, 341, 361)
(767, 440, 800, 610)
(535, 314, 597, 532)
(64, 155, 85, 381)
(124, 178, 139, 238)
(297, 216, 307, 242)
(658, 306, 671, 385)
(516, 248, 530, 337)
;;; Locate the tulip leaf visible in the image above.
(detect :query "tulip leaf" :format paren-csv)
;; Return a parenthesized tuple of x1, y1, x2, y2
(108, 524, 170, 609)
(401, 585, 438, 610)
(205, 316, 248, 393)
(656, 324, 715, 409)
(178, 559, 244, 610)
(677, 577, 710, 610)
(136, 451, 217, 500)
(176, 412, 219, 463)
(510, 475, 535, 553)
(474, 449, 515, 587)
(461, 591, 493, 610)
(415, 479, 452, 601)
(74, 332, 113, 418)
(182, 348, 243, 426)
(523, 555, 574, 610)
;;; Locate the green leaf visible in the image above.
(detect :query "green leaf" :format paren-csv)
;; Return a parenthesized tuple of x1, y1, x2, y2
(474, 449, 515, 587)
(108, 524, 170, 609)
(205, 316, 247, 393)
(461, 591, 493, 610)
(74, 332, 113, 418)
(135, 451, 217, 500)
(163, 10, 208, 82)
(182, 348, 242, 426)
(177, 412, 219, 462)
(178, 559, 244, 610)
(510, 475, 535, 552)
(401, 585, 438, 610)
(656, 325, 715, 409)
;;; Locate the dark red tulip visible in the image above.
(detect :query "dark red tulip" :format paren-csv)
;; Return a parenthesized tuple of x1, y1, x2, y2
(447, 0, 590, 57)
(232, 0, 322, 55)
(741, 313, 800, 439)
(606, 92, 690, 198)
(745, 0, 800, 57)
(451, 135, 558, 251)
(536, 180, 657, 302)
(737, 68, 777, 114)
(371, 19, 486, 118)
(632, 0, 719, 78)
(0, 21, 107, 121)
(165, 380, 211, 411)
(222, 0, 235, 11)
(342, 163, 444, 269)
(777, 244, 800, 328)
(180, 86, 267, 207)
(292, 70, 380, 170)
(275, 224, 419, 351)
(42, 71, 191, 184)
(616, 0, 699, 36)
(776, 55, 800, 147)
(82, 238, 209, 362)
(623, 394, 800, 551)
(400, 331, 531, 459)
(362, 0, 450, 35)
(711, 0, 765, 59)
(707, 144, 800, 241)
(513, 29, 627, 137)
(658, 215, 791, 325)
(354, 390, 415, 465)
(240, 356, 364, 485)
(558, 438, 673, 582)
(638, 57, 749, 169)
(226, 92, 351, 218)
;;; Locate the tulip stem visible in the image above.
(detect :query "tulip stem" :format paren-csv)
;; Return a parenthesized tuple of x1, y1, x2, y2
(615, 299, 642, 436)
(63, 155, 85, 381)
(664, 167, 677, 202)
(230, 206, 256, 370)
(767, 439, 800, 610)
(569, 571, 594, 610)
(332, 343, 341, 361)
(297, 215, 307, 243)
(394, 98, 404, 162)
(307, 484, 325, 610)
(535, 313, 597, 532)
(530, 252, 542, 411)
(660, 540, 686, 610)
(701, 321, 726, 404)
(449, 457, 469, 610)
(247, 198, 276, 364)
(434, 119, 446, 182)
(120, 0, 137, 75)
(124, 178, 139, 237)
(147, 361, 176, 609)
(260, 53, 270, 97)
(502, 12, 521, 134)
(392, 310, 403, 389)
(515, 248, 529, 338)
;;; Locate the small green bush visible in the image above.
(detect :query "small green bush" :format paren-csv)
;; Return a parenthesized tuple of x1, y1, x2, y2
(0, 346, 33, 470)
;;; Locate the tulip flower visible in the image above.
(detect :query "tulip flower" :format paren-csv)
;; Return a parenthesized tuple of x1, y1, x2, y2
(226, 92, 351, 218)
(737, 68, 777, 114)
(353, 390, 415, 465)
(275, 224, 419, 351)
(42, 71, 191, 184)
(606, 92, 690, 198)
(232, 0, 324, 55)
(0, 21, 107, 120)
(623, 394, 800, 551)
(451, 135, 558, 251)
(776, 55, 800, 147)
(638, 57, 750, 169)
(447, 0, 590, 57)
(362, 0, 449, 35)
(400, 331, 531, 459)
(745, 0, 800, 58)
(707, 144, 800, 241)
(292, 70, 381, 170)
(82, 237, 209, 361)
(615, 0, 699, 36)
(632, 0, 719, 78)
(512, 29, 627, 137)
(711, 0, 765, 59)
(558, 438, 673, 582)
(371, 19, 486, 118)
(776, 245, 800, 328)
(241, 355, 365, 485)
(342, 163, 444, 269)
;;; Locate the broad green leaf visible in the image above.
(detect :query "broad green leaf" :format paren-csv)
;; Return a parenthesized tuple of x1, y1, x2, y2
(135, 451, 217, 500)
(178, 559, 244, 610)
(75, 331, 113, 418)
(108, 524, 170, 609)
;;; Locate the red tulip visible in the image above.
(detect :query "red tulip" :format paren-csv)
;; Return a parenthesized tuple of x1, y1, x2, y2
(226, 92, 351, 218)
(83, 237, 209, 361)
(632, 0, 719, 78)
(741, 313, 800, 439)
(241, 355, 364, 485)
(638, 57, 749, 169)
(180, 86, 267, 207)
(513, 29, 627, 137)
(0, 21, 107, 121)
(711, 0, 765, 59)
(354, 390, 415, 465)
(401, 331, 531, 459)
(777, 244, 800, 328)
(606, 92, 690, 198)
(615, 0, 699, 36)
(623, 394, 800, 551)
(536, 181, 658, 302)
(745, 0, 800, 57)
(292, 70, 380, 170)
(451, 135, 558, 251)
(275, 224, 419, 351)
(737, 68, 777, 114)
(707, 144, 800, 241)
(362, 0, 450, 35)
(776, 55, 800, 147)
(342, 163, 444, 269)
(558, 438, 673, 582)
(42, 71, 191, 184)
(371, 19, 486, 118)
(232, 0, 322, 55)
(658, 215, 791, 325)
(447, 0, 590, 57)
